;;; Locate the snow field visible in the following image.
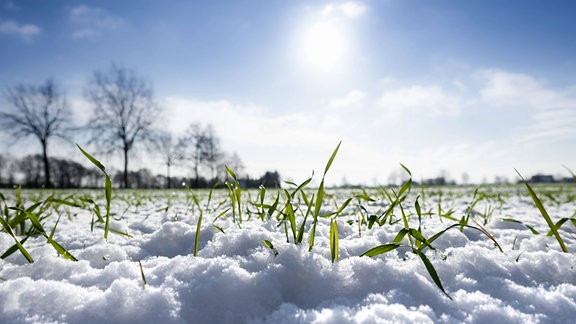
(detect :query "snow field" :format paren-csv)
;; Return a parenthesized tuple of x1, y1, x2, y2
(0, 185, 575, 323)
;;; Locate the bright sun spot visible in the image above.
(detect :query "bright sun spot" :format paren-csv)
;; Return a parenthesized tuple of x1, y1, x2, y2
(299, 21, 349, 72)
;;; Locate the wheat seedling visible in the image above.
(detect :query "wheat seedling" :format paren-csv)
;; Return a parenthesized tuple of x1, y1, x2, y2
(516, 169, 568, 253)
(309, 141, 341, 252)
(77, 144, 112, 240)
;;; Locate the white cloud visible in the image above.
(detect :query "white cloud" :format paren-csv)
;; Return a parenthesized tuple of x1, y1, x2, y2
(164, 97, 333, 146)
(163, 96, 345, 181)
(321, 2, 367, 18)
(478, 69, 559, 107)
(0, 20, 41, 42)
(68, 5, 124, 38)
(376, 84, 462, 120)
(477, 69, 576, 143)
(329, 90, 366, 110)
(521, 105, 576, 143)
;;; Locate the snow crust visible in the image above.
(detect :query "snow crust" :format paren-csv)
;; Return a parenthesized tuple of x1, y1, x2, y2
(1, 187, 575, 323)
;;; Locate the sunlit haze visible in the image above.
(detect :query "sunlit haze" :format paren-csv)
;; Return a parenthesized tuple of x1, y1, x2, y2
(1, 0, 575, 186)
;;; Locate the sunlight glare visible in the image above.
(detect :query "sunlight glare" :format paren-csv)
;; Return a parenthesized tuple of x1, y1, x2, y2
(300, 21, 349, 72)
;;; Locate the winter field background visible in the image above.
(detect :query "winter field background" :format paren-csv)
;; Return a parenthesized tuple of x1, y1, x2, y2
(1, 162, 576, 324)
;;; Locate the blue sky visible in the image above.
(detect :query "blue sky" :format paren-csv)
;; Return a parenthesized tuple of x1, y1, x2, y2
(1, 0, 576, 185)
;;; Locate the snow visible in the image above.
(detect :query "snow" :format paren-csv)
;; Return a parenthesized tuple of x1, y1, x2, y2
(1, 186, 576, 324)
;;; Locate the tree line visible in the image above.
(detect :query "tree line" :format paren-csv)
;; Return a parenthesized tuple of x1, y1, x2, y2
(0, 64, 281, 189)
(0, 153, 281, 189)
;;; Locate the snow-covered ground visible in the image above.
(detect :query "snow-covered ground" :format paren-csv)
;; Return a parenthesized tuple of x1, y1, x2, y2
(1, 185, 575, 324)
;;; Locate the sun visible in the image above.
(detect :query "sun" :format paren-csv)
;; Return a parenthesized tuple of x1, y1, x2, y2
(299, 21, 350, 72)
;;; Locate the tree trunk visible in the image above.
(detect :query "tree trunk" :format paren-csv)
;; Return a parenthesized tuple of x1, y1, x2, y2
(123, 147, 129, 188)
(42, 139, 51, 188)
(166, 162, 171, 189)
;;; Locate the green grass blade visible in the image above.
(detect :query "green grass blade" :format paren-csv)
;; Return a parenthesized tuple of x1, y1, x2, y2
(309, 180, 324, 252)
(192, 194, 203, 256)
(225, 165, 237, 180)
(139, 261, 147, 288)
(263, 239, 274, 249)
(0, 217, 33, 263)
(47, 238, 78, 261)
(225, 166, 243, 225)
(334, 197, 352, 216)
(235, 183, 242, 224)
(77, 145, 112, 240)
(77, 144, 107, 173)
(296, 194, 313, 244)
(212, 225, 225, 234)
(108, 228, 133, 237)
(0, 236, 30, 260)
(308, 224, 317, 252)
(7, 208, 29, 229)
(47, 198, 82, 209)
(225, 181, 237, 224)
(469, 217, 504, 253)
(547, 217, 576, 236)
(291, 174, 313, 198)
(393, 228, 410, 244)
(284, 180, 298, 187)
(415, 195, 422, 230)
(400, 163, 412, 177)
(414, 248, 452, 300)
(284, 199, 297, 243)
(214, 208, 230, 222)
(314, 180, 325, 220)
(355, 190, 375, 202)
(16, 207, 78, 261)
(408, 228, 435, 250)
(516, 169, 568, 253)
(267, 192, 280, 218)
(361, 243, 401, 257)
(330, 219, 339, 263)
(81, 198, 104, 223)
(49, 214, 62, 240)
(501, 218, 540, 235)
(257, 185, 266, 220)
(104, 176, 112, 239)
(323, 141, 341, 176)
(18, 208, 46, 234)
(397, 178, 412, 199)
(263, 239, 279, 256)
(293, 143, 336, 249)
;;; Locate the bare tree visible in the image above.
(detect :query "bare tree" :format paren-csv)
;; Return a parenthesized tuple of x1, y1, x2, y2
(179, 123, 223, 186)
(85, 64, 162, 188)
(0, 79, 71, 187)
(180, 123, 208, 187)
(156, 130, 184, 188)
(202, 124, 222, 181)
